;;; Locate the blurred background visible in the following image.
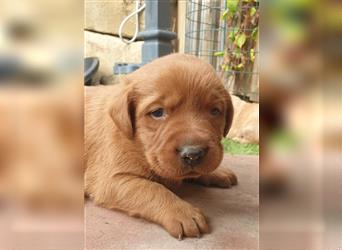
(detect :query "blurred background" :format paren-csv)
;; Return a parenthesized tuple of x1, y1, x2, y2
(0, 0, 341, 249)
(260, 0, 342, 249)
(0, 0, 83, 249)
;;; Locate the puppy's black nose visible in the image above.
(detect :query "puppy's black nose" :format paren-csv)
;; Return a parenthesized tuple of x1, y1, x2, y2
(178, 146, 207, 167)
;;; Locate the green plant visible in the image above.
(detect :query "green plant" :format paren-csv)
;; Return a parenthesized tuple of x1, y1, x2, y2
(215, 0, 259, 97)
(222, 138, 259, 155)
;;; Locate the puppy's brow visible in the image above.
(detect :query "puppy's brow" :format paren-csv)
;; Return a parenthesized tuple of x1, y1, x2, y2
(139, 94, 183, 114)
(164, 95, 183, 110)
(211, 97, 225, 106)
(139, 95, 165, 113)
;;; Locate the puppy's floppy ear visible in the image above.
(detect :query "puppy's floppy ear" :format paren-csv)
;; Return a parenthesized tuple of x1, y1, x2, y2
(223, 92, 234, 137)
(109, 82, 136, 139)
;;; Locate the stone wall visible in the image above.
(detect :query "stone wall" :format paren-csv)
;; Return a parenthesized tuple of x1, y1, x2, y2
(85, 0, 177, 85)
(85, 0, 145, 37)
(84, 30, 143, 84)
(85, 0, 146, 84)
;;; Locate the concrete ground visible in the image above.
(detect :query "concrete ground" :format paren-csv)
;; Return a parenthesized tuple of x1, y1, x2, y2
(85, 155, 259, 250)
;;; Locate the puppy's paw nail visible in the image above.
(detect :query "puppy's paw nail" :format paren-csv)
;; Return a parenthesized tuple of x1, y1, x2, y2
(164, 203, 208, 239)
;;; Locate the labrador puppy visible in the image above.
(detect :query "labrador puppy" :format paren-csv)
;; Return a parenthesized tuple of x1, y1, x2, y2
(84, 53, 237, 239)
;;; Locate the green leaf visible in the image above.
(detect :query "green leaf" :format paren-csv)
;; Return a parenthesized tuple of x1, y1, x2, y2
(221, 64, 230, 71)
(228, 27, 239, 42)
(226, 0, 239, 14)
(233, 48, 242, 58)
(252, 27, 258, 41)
(229, 31, 235, 42)
(250, 48, 255, 62)
(214, 51, 225, 57)
(250, 7, 256, 16)
(221, 9, 229, 20)
(235, 33, 246, 48)
(228, 32, 236, 42)
(236, 63, 244, 70)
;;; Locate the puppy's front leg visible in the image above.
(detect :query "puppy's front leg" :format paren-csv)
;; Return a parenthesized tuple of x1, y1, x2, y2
(189, 168, 238, 188)
(93, 175, 209, 239)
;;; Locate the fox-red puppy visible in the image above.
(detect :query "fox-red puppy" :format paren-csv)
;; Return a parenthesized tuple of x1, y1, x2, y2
(84, 53, 237, 239)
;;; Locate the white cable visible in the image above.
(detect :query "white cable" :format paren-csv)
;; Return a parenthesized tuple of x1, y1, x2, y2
(118, 0, 145, 44)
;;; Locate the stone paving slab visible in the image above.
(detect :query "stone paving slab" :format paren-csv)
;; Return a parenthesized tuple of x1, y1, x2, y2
(86, 155, 259, 250)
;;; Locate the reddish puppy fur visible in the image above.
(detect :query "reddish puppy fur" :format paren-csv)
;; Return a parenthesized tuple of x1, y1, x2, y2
(84, 53, 237, 239)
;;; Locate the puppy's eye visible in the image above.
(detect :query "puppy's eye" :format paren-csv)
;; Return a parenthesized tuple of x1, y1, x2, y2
(210, 107, 221, 117)
(150, 108, 166, 120)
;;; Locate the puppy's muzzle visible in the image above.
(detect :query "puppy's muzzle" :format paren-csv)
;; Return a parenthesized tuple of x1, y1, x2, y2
(178, 145, 208, 167)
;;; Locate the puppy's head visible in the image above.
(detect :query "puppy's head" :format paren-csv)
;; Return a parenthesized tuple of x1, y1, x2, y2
(110, 54, 233, 180)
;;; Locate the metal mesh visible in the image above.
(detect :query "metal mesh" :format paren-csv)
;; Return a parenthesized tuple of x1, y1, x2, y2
(185, 0, 259, 102)
(185, 0, 226, 69)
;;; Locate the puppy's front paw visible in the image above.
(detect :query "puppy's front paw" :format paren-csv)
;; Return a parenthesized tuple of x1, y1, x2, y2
(162, 201, 209, 239)
(193, 168, 238, 188)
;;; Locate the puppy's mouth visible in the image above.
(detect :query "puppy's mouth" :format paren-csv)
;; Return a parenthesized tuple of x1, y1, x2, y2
(151, 155, 202, 180)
